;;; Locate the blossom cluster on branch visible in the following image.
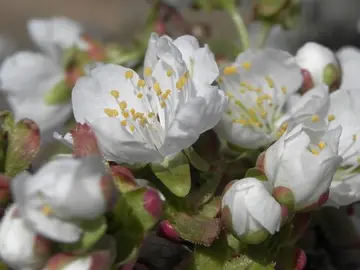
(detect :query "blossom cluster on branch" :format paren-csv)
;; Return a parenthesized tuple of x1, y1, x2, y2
(0, 1, 360, 269)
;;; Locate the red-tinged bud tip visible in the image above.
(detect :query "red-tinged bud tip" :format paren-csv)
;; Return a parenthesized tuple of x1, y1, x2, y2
(300, 68, 314, 94)
(144, 188, 164, 219)
(317, 190, 329, 206)
(21, 118, 41, 156)
(111, 165, 137, 192)
(158, 220, 182, 242)
(256, 151, 266, 173)
(295, 248, 307, 270)
(71, 123, 100, 157)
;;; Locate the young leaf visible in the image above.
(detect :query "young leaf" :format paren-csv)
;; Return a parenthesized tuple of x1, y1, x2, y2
(172, 213, 221, 246)
(151, 152, 191, 197)
(5, 119, 40, 177)
(44, 80, 72, 105)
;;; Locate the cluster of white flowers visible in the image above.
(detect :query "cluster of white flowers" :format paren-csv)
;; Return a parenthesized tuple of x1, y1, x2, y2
(0, 155, 115, 269)
(2, 11, 360, 269)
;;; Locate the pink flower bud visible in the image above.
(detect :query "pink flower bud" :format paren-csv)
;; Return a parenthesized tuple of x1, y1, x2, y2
(71, 123, 100, 157)
(144, 188, 164, 219)
(158, 220, 182, 242)
(294, 248, 307, 270)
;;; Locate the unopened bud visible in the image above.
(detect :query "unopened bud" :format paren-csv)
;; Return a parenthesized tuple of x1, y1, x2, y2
(144, 187, 164, 219)
(296, 42, 342, 92)
(157, 220, 182, 242)
(111, 165, 138, 193)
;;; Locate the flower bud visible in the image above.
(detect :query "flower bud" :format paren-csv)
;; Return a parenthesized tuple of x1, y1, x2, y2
(43, 250, 113, 270)
(144, 187, 165, 220)
(264, 124, 342, 211)
(296, 42, 342, 92)
(0, 204, 52, 269)
(157, 220, 182, 242)
(11, 156, 113, 243)
(111, 165, 138, 192)
(255, 151, 265, 173)
(221, 178, 282, 244)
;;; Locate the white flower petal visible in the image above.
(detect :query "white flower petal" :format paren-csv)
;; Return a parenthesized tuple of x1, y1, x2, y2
(27, 16, 85, 60)
(0, 204, 51, 269)
(245, 181, 281, 234)
(91, 117, 163, 164)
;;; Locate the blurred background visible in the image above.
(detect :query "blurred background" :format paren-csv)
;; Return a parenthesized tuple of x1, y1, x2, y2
(2, 0, 360, 52)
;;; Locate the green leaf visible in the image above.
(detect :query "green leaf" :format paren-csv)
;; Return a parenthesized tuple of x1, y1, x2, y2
(151, 152, 191, 197)
(245, 168, 268, 181)
(44, 80, 72, 105)
(172, 213, 221, 246)
(224, 256, 276, 270)
(189, 232, 230, 270)
(198, 197, 221, 219)
(109, 192, 148, 265)
(186, 171, 222, 209)
(60, 216, 107, 253)
(5, 119, 40, 177)
(183, 147, 210, 172)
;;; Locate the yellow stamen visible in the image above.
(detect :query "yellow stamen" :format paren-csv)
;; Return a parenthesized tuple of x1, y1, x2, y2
(121, 120, 127, 126)
(41, 205, 53, 216)
(223, 66, 237, 75)
(311, 114, 319, 122)
(104, 108, 119, 117)
(310, 148, 320, 155)
(148, 112, 155, 118)
(242, 61, 252, 70)
(122, 111, 129, 118)
(353, 134, 357, 141)
(119, 101, 127, 111)
(137, 79, 146, 88)
(281, 86, 287, 94)
(110, 90, 119, 98)
(328, 114, 335, 121)
(154, 82, 162, 95)
(167, 69, 173, 77)
(160, 101, 166, 108)
(318, 141, 326, 150)
(137, 93, 143, 99)
(144, 67, 152, 76)
(125, 70, 134, 79)
(265, 76, 275, 88)
(130, 125, 135, 132)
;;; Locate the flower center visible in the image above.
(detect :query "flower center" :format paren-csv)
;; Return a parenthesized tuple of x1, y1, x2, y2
(101, 68, 192, 152)
(221, 65, 289, 137)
